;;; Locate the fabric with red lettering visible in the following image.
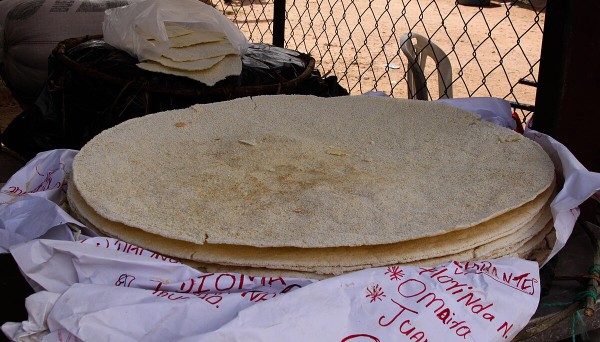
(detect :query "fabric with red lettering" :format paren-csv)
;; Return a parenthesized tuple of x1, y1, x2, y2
(8, 237, 315, 341)
(7, 238, 539, 341)
(0, 149, 90, 254)
(185, 259, 540, 341)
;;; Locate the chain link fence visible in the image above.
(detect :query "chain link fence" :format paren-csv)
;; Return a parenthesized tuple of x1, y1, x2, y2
(212, 0, 545, 122)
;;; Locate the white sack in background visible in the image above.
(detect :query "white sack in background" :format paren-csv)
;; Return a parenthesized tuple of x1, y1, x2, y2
(0, 0, 144, 103)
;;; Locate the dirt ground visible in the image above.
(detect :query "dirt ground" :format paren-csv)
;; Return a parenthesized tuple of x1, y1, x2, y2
(221, 0, 545, 114)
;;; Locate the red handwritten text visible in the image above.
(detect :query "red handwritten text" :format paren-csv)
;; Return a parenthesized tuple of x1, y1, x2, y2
(451, 261, 538, 295)
(397, 278, 473, 338)
(153, 273, 289, 295)
(113, 240, 145, 256)
(378, 299, 430, 341)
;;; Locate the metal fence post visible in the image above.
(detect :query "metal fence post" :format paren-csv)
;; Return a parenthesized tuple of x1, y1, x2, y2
(273, 0, 286, 47)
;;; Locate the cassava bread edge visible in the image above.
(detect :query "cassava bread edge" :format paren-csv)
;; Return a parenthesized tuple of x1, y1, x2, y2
(67, 179, 555, 270)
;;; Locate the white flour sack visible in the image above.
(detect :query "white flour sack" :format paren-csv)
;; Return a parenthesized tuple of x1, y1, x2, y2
(0, 0, 141, 104)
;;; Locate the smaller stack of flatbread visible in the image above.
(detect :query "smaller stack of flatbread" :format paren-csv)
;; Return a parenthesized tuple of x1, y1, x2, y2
(67, 95, 558, 280)
(135, 23, 242, 86)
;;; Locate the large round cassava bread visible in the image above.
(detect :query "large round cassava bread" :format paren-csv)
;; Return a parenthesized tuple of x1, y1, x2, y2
(72, 95, 555, 248)
(137, 54, 242, 86)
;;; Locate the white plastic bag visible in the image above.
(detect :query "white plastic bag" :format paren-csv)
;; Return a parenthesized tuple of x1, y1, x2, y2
(102, 0, 249, 61)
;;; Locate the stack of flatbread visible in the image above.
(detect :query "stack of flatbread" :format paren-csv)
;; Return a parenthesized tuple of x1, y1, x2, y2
(67, 95, 557, 279)
(135, 23, 242, 86)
